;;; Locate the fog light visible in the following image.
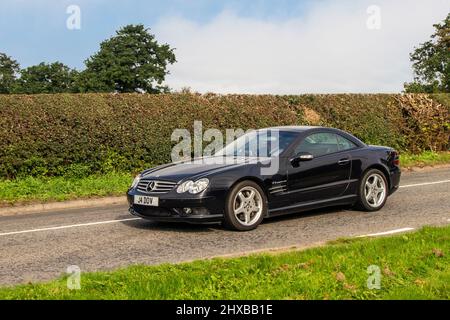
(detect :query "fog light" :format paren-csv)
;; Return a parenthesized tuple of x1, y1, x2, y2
(183, 207, 192, 214)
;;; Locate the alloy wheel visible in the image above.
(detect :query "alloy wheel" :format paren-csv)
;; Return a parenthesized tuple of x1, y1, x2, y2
(232, 186, 263, 226)
(364, 173, 386, 208)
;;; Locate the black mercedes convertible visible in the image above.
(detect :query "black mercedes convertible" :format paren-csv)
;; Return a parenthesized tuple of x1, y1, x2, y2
(127, 126, 401, 231)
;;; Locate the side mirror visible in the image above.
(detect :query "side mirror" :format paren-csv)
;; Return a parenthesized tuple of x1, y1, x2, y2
(290, 152, 314, 167)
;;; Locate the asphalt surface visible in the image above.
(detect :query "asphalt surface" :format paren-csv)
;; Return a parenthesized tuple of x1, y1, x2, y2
(0, 168, 449, 285)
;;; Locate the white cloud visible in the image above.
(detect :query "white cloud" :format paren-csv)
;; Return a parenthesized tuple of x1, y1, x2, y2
(155, 0, 449, 93)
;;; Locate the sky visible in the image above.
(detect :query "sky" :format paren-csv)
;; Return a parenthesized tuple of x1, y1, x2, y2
(0, 0, 448, 93)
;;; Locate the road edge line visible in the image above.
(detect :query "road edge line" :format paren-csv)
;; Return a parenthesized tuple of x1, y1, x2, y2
(399, 180, 450, 188)
(355, 227, 415, 238)
(0, 217, 141, 237)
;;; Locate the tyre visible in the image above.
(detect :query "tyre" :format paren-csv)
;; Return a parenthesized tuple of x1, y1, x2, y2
(223, 180, 267, 231)
(356, 169, 388, 211)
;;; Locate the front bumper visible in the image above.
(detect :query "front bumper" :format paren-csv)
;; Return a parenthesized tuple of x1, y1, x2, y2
(127, 192, 224, 224)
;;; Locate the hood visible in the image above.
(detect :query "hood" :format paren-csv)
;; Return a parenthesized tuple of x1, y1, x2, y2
(141, 156, 269, 181)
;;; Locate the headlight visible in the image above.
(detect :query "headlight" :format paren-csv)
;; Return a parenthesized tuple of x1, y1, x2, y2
(176, 178, 209, 194)
(189, 178, 210, 194)
(130, 175, 141, 189)
(177, 180, 193, 193)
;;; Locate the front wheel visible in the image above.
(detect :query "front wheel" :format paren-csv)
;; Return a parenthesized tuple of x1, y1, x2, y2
(356, 169, 388, 211)
(223, 181, 267, 231)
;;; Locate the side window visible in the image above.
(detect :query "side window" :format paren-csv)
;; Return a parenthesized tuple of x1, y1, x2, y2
(336, 134, 357, 151)
(294, 132, 339, 157)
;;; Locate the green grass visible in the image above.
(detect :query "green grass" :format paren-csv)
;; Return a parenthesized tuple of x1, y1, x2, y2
(0, 151, 449, 206)
(0, 225, 449, 300)
(0, 172, 132, 206)
(400, 151, 450, 168)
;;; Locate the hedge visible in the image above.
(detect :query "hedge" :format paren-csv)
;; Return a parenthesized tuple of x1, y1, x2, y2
(0, 93, 448, 179)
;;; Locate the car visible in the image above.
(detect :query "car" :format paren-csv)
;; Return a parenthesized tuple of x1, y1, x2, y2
(127, 126, 401, 231)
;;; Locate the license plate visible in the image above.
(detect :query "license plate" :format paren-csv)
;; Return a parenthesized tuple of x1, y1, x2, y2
(134, 195, 159, 206)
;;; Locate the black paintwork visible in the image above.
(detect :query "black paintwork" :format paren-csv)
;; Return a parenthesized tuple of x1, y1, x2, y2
(127, 126, 401, 223)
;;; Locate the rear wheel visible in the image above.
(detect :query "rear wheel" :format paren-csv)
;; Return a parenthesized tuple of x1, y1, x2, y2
(223, 181, 267, 231)
(356, 169, 388, 211)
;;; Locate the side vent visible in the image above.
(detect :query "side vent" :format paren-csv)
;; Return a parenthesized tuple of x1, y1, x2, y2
(269, 180, 287, 194)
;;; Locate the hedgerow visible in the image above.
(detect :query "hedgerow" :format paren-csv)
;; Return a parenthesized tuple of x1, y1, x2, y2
(0, 93, 448, 179)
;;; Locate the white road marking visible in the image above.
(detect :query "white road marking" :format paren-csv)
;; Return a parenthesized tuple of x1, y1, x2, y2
(400, 180, 450, 188)
(0, 217, 141, 237)
(356, 227, 415, 238)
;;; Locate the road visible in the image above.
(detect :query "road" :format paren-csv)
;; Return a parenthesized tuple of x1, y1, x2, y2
(0, 167, 449, 285)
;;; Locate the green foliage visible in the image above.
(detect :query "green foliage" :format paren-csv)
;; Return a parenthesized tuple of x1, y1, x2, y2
(1, 225, 449, 299)
(13, 62, 78, 94)
(77, 24, 176, 93)
(0, 53, 20, 94)
(0, 93, 448, 179)
(404, 13, 450, 93)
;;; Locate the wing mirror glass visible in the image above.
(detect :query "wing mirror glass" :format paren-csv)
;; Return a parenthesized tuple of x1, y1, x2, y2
(290, 152, 314, 167)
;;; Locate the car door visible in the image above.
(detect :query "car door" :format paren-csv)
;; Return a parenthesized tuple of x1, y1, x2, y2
(286, 132, 352, 204)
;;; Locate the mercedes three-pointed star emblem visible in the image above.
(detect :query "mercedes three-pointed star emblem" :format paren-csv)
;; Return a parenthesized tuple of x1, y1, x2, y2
(146, 181, 156, 192)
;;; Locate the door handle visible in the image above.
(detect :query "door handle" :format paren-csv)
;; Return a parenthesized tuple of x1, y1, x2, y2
(338, 158, 350, 165)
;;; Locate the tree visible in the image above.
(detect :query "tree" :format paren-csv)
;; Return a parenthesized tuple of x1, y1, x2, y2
(14, 62, 78, 94)
(78, 24, 176, 93)
(0, 53, 20, 94)
(404, 13, 450, 93)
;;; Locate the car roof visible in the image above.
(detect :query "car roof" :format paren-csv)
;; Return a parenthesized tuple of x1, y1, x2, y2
(261, 125, 322, 132)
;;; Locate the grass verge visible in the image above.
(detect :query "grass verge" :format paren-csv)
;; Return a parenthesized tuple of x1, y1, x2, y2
(0, 151, 449, 206)
(0, 172, 131, 206)
(0, 225, 449, 299)
(400, 151, 450, 168)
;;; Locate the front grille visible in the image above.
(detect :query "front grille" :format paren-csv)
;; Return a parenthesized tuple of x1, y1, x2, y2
(136, 178, 177, 194)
